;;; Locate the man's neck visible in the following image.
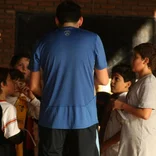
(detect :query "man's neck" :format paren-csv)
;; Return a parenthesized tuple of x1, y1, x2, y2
(62, 22, 79, 28)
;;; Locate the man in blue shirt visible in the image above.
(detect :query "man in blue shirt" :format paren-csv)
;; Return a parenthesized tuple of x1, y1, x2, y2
(29, 1, 109, 156)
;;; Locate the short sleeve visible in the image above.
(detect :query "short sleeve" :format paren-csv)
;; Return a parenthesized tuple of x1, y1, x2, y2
(29, 42, 41, 72)
(94, 35, 108, 70)
(2, 105, 20, 139)
(138, 82, 156, 109)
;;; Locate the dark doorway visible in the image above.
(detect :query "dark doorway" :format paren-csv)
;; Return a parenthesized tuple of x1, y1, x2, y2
(15, 12, 156, 70)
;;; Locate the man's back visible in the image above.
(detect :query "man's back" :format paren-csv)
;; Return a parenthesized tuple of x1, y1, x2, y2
(31, 27, 107, 129)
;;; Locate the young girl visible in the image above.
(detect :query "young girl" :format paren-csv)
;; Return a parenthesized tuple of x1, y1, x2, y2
(0, 67, 24, 156)
(113, 43, 156, 156)
(10, 53, 31, 84)
(9, 54, 40, 156)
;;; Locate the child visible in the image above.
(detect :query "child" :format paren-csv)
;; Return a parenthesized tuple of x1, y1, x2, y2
(113, 43, 156, 156)
(0, 67, 24, 156)
(8, 69, 40, 120)
(100, 64, 136, 156)
(9, 54, 40, 156)
(10, 53, 31, 84)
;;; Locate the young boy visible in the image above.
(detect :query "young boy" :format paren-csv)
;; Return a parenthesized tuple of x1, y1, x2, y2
(100, 64, 136, 156)
(0, 67, 24, 156)
(113, 43, 156, 156)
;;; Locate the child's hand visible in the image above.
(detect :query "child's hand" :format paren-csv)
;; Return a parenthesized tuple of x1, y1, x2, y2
(112, 99, 125, 110)
(100, 141, 111, 154)
(21, 86, 35, 101)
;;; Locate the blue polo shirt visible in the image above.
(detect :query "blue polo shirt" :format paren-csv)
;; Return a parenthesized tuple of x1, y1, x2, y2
(29, 27, 107, 129)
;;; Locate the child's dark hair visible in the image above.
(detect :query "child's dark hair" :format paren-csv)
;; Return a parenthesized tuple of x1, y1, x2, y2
(56, 1, 81, 25)
(0, 67, 10, 93)
(10, 53, 30, 68)
(133, 43, 156, 71)
(112, 64, 136, 84)
(9, 69, 25, 81)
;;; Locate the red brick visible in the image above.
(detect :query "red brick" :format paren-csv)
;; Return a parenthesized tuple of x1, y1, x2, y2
(93, 4, 101, 9)
(77, 0, 92, 2)
(0, 19, 4, 23)
(28, 7, 45, 12)
(0, 0, 5, 4)
(123, 0, 138, 5)
(93, 0, 107, 2)
(137, 11, 154, 17)
(0, 5, 13, 9)
(13, 5, 29, 10)
(38, 2, 53, 7)
(5, 10, 16, 15)
(0, 9, 5, 13)
(115, 5, 132, 10)
(0, 24, 14, 29)
(32, 0, 58, 0)
(101, 4, 116, 9)
(94, 9, 108, 15)
(22, 1, 38, 6)
(108, 0, 122, 4)
(108, 10, 124, 16)
(6, 0, 22, 5)
(44, 7, 56, 13)
(123, 10, 138, 16)
(4, 29, 14, 33)
(3, 39, 14, 44)
(132, 6, 147, 11)
(147, 6, 156, 11)
(5, 19, 15, 24)
(138, 0, 156, 5)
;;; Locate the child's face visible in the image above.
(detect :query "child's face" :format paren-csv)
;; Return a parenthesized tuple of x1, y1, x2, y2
(15, 57, 30, 82)
(111, 73, 130, 94)
(14, 79, 26, 93)
(4, 74, 15, 95)
(132, 53, 145, 73)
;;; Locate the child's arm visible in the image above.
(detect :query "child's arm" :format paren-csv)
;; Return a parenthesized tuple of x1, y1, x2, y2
(113, 99, 152, 120)
(29, 98, 40, 120)
(21, 86, 40, 120)
(100, 131, 120, 154)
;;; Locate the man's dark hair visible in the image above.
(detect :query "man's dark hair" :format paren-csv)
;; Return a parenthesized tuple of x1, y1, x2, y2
(133, 43, 156, 71)
(56, 1, 81, 25)
(10, 53, 30, 68)
(112, 64, 136, 84)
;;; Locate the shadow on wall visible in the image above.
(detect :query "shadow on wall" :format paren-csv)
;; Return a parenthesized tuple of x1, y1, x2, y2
(15, 13, 156, 72)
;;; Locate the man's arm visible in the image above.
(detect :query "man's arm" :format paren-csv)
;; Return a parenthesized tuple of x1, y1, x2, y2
(94, 68, 109, 86)
(29, 71, 42, 96)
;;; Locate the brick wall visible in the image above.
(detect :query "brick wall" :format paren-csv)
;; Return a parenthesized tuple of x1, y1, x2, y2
(0, 0, 156, 67)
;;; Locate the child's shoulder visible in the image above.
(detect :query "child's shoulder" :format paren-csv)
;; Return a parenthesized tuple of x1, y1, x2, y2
(140, 74, 156, 84)
(6, 96, 18, 105)
(0, 101, 16, 111)
(118, 92, 127, 103)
